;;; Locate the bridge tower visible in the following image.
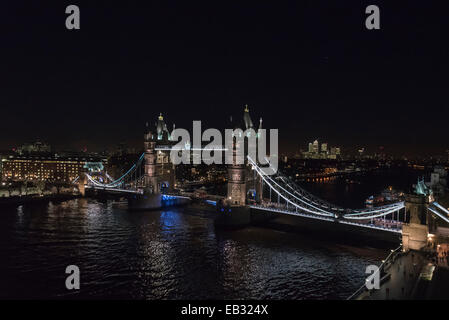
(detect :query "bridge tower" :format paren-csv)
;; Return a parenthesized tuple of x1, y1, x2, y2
(143, 115, 176, 194)
(129, 116, 181, 210)
(226, 105, 263, 205)
(402, 194, 430, 251)
(227, 139, 246, 206)
(144, 123, 158, 194)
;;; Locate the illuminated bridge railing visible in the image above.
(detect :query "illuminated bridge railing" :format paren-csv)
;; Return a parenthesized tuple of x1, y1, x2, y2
(250, 203, 402, 233)
(338, 219, 402, 234)
(249, 203, 335, 222)
(248, 156, 406, 229)
(85, 185, 143, 194)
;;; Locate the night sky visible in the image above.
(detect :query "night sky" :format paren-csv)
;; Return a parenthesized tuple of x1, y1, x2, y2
(1, 1, 448, 156)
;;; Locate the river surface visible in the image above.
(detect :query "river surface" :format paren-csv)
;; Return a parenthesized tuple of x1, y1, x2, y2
(0, 169, 420, 300)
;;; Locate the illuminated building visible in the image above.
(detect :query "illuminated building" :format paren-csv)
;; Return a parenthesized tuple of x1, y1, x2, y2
(312, 140, 319, 154)
(358, 148, 365, 158)
(321, 143, 328, 153)
(430, 166, 447, 196)
(1, 155, 106, 183)
(302, 140, 341, 160)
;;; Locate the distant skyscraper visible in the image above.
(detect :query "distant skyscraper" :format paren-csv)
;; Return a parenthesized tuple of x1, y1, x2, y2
(303, 140, 340, 160)
(308, 143, 313, 153)
(358, 148, 365, 158)
(321, 143, 328, 153)
(312, 140, 319, 154)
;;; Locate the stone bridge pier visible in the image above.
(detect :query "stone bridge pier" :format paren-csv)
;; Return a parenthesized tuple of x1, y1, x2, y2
(77, 174, 87, 197)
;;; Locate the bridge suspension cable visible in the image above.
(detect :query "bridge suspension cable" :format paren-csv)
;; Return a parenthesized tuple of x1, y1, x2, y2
(248, 157, 334, 217)
(432, 202, 449, 216)
(261, 156, 343, 211)
(85, 153, 145, 189)
(249, 156, 405, 220)
(428, 202, 449, 224)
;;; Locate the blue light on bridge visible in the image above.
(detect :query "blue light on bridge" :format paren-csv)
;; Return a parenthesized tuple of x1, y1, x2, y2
(162, 195, 178, 201)
(84, 162, 104, 172)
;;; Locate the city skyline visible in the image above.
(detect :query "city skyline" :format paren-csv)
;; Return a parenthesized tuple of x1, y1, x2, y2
(3, 123, 448, 160)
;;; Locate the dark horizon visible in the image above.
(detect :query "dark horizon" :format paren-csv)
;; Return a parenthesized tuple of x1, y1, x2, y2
(1, 1, 448, 156)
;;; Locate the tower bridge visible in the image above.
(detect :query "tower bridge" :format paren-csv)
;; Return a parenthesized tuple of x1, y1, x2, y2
(75, 107, 449, 249)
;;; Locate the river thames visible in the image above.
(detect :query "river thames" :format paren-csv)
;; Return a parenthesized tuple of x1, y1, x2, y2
(0, 168, 421, 299)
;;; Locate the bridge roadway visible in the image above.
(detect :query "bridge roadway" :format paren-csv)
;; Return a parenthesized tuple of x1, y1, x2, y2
(85, 185, 221, 202)
(249, 203, 403, 234)
(85, 185, 143, 194)
(85, 185, 402, 233)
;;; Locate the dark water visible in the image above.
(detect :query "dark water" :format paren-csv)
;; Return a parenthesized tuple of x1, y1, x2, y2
(302, 167, 422, 208)
(0, 198, 388, 300)
(0, 199, 386, 299)
(1, 168, 420, 300)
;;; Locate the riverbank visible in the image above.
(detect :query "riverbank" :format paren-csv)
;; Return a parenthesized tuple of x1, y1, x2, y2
(0, 193, 81, 206)
(352, 249, 437, 300)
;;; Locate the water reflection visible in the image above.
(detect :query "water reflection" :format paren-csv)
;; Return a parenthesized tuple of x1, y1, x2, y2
(0, 199, 386, 299)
